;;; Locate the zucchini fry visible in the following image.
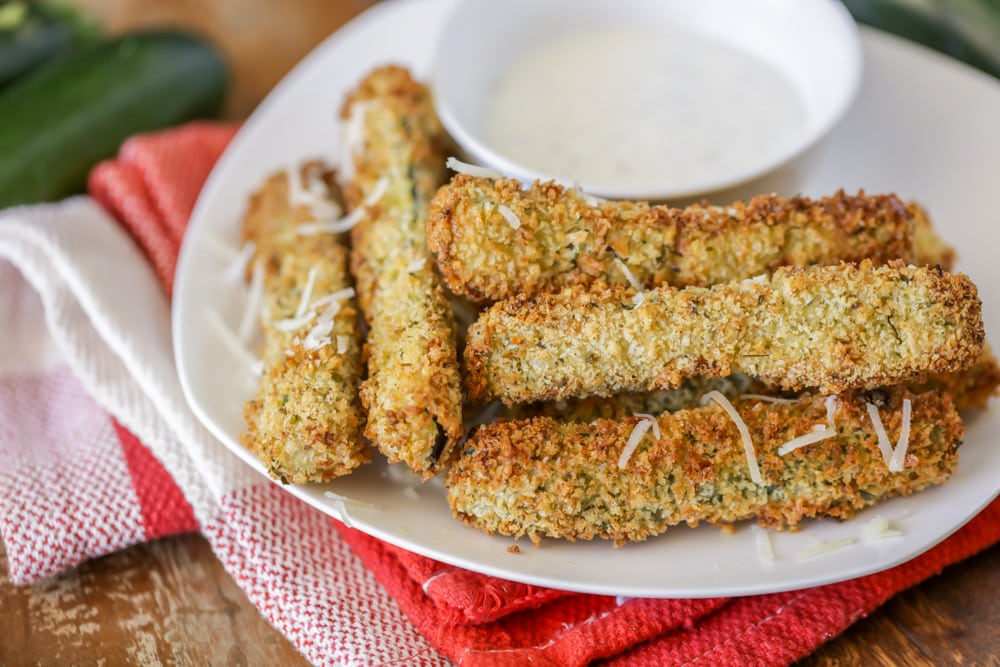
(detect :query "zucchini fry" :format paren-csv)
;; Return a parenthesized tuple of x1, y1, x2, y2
(428, 176, 923, 302)
(241, 164, 367, 483)
(465, 260, 984, 404)
(447, 388, 962, 545)
(342, 66, 463, 477)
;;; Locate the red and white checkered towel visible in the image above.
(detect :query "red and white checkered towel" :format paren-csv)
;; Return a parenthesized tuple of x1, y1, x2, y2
(1, 123, 998, 666)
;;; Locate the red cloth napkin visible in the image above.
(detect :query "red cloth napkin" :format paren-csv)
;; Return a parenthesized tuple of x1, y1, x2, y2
(1, 122, 997, 666)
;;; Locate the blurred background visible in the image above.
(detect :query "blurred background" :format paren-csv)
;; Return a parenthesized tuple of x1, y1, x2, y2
(2, 0, 998, 208)
(8, 0, 998, 121)
(46, 0, 378, 118)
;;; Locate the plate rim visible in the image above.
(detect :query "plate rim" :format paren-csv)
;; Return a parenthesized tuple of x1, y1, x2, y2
(173, 0, 1000, 598)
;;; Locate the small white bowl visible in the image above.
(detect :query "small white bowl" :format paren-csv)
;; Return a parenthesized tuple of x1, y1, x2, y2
(432, 0, 862, 200)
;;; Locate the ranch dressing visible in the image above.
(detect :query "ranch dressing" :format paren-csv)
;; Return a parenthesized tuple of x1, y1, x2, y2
(484, 27, 808, 193)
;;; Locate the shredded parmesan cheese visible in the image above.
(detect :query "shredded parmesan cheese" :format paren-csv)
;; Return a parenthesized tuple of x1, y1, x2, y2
(753, 525, 775, 563)
(888, 398, 912, 472)
(296, 176, 388, 236)
(302, 318, 334, 351)
(323, 491, 380, 528)
(446, 156, 504, 179)
(777, 424, 834, 455)
(238, 259, 265, 343)
(497, 203, 522, 229)
(617, 419, 654, 470)
(863, 516, 902, 540)
(866, 402, 895, 468)
(287, 165, 343, 222)
(407, 257, 427, 273)
(311, 287, 355, 309)
(336, 334, 350, 355)
(223, 241, 256, 284)
(632, 413, 661, 440)
(273, 312, 316, 333)
(739, 393, 797, 404)
(296, 207, 366, 236)
(339, 100, 372, 182)
(613, 257, 646, 307)
(295, 267, 319, 318)
(825, 395, 838, 430)
(206, 310, 261, 374)
(701, 391, 762, 484)
(796, 537, 856, 560)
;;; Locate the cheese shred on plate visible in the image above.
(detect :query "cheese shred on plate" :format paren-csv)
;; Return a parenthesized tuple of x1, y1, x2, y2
(238, 259, 265, 343)
(753, 525, 775, 564)
(617, 419, 654, 470)
(446, 156, 504, 179)
(863, 516, 903, 540)
(701, 391, 762, 484)
(796, 537, 856, 560)
(206, 310, 261, 375)
(223, 240, 256, 284)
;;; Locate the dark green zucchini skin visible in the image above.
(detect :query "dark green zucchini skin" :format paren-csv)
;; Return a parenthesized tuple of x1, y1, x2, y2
(0, 30, 227, 207)
(0, 1, 100, 87)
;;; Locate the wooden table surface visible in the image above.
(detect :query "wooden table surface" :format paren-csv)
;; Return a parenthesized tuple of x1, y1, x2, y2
(3, 1, 998, 665)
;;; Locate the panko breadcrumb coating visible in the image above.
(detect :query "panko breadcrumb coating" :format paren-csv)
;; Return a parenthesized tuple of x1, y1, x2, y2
(342, 66, 463, 478)
(447, 388, 962, 544)
(465, 260, 984, 405)
(241, 164, 368, 483)
(428, 176, 925, 302)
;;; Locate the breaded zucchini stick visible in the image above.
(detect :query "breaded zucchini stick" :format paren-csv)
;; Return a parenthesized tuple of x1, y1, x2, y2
(342, 66, 463, 477)
(447, 389, 962, 544)
(916, 345, 1000, 410)
(241, 164, 367, 483)
(465, 260, 984, 404)
(428, 176, 923, 302)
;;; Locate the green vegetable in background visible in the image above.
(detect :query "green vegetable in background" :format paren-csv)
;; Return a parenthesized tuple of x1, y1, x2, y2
(844, 0, 1000, 79)
(0, 1, 101, 88)
(0, 30, 228, 208)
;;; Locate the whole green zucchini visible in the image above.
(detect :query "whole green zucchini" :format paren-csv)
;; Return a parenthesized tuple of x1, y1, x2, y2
(0, 1, 101, 87)
(0, 30, 227, 207)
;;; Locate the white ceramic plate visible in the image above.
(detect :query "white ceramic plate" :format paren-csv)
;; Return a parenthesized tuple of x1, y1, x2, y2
(173, 0, 1000, 598)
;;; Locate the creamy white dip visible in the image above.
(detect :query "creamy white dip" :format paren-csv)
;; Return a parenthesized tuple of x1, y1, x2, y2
(484, 27, 808, 193)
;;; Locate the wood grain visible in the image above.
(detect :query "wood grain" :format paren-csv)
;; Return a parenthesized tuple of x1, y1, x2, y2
(2, 538, 996, 665)
(71, 0, 377, 118)
(0, 536, 308, 666)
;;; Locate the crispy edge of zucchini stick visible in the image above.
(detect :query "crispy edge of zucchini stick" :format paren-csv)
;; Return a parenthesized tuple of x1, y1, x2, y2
(465, 260, 984, 404)
(446, 388, 962, 545)
(240, 164, 368, 483)
(341, 65, 463, 478)
(428, 176, 921, 302)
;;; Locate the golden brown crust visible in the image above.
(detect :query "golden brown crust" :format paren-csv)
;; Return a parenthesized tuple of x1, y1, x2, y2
(240, 164, 368, 483)
(914, 344, 1000, 410)
(446, 389, 962, 544)
(911, 203, 956, 269)
(428, 176, 923, 302)
(343, 66, 463, 477)
(465, 260, 984, 404)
